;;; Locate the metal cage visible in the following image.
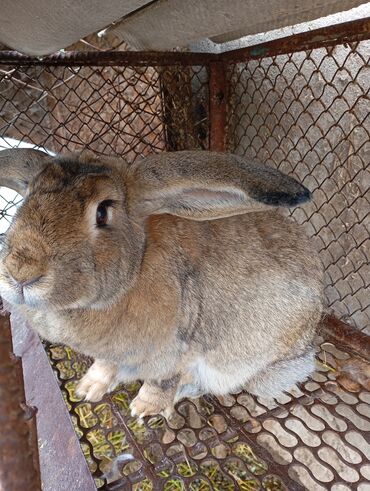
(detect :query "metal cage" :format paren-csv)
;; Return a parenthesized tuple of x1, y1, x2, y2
(0, 17, 369, 491)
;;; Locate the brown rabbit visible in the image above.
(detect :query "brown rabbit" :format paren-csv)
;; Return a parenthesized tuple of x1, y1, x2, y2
(0, 148, 323, 418)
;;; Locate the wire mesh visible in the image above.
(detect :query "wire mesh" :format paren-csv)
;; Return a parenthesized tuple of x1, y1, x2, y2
(0, 63, 209, 159)
(227, 40, 370, 334)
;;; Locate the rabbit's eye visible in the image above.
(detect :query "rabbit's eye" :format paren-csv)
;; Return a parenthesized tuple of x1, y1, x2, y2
(96, 200, 113, 226)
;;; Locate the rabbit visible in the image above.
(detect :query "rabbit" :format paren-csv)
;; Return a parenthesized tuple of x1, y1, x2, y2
(0, 148, 324, 418)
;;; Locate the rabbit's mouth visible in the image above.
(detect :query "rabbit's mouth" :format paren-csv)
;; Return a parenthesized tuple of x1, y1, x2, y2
(0, 267, 104, 311)
(1, 283, 36, 308)
(0, 270, 50, 309)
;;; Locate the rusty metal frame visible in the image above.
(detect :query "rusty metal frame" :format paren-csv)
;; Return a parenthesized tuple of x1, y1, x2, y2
(0, 310, 41, 491)
(0, 49, 217, 66)
(10, 308, 97, 491)
(0, 17, 368, 67)
(220, 16, 370, 62)
(209, 61, 227, 151)
(321, 315, 370, 361)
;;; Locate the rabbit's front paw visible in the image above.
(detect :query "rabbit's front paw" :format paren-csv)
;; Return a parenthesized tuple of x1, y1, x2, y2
(76, 359, 118, 402)
(130, 382, 174, 419)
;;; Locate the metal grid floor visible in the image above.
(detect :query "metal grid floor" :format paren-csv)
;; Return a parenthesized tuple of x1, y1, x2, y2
(47, 330, 370, 490)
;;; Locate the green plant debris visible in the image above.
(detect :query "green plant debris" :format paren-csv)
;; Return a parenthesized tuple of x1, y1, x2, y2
(65, 381, 83, 402)
(233, 443, 267, 475)
(71, 415, 83, 438)
(73, 360, 89, 379)
(112, 391, 130, 414)
(317, 358, 336, 373)
(95, 477, 105, 489)
(64, 346, 73, 360)
(133, 478, 153, 491)
(157, 469, 171, 478)
(56, 360, 75, 379)
(87, 429, 113, 458)
(125, 380, 142, 394)
(128, 418, 152, 445)
(107, 430, 130, 454)
(224, 460, 260, 491)
(61, 390, 72, 411)
(262, 475, 287, 490)
(75, 403, 99, 428)
(95, 403, 117, 429)
(164, 478, 185, 491)
(189, 479, 212, 491)
(48, 345, 67, 360)
(81, 442, 97, 473)
(200, 462, 234, 490)
(147, 415, 165, 429)
(177, 460, 198, 477)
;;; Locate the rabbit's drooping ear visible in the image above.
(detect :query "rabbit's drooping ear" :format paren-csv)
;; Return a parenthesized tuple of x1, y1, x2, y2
(0, 148, 51, 196)
(130, 151, 311, 221)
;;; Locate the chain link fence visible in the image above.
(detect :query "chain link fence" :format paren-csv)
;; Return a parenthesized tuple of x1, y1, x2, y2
(227, 40, 370, 334)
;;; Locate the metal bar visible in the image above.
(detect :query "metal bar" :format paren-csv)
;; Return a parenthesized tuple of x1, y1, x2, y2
(0, 18, 368, 68)
(0, 49, 217, 67)
(320, 315, 370, 361)
(220, 17, 370, 63)
(0, 310, 41, 491)
(10, 307, 97, 491)
(209, 61, 227, 151)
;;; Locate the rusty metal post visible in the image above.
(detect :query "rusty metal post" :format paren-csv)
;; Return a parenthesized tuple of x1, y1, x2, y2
(159, 65, 209, 152)
(0, 311, 41, 491)
(220, 17, 370, 62)
(209, 61, 227, 151)
(321, 315, 370, 361)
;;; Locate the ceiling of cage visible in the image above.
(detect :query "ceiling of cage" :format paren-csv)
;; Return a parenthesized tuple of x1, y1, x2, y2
(0, 0, 369, 56)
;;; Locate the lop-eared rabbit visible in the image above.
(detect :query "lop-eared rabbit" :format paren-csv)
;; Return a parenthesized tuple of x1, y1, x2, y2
(0, 149, 323, 418)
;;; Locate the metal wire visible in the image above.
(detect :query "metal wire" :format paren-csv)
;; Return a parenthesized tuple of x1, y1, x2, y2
(0, 64, 208, 160)
(227, 40, 370, 334)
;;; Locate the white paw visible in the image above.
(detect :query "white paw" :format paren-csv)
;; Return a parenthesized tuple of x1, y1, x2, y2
(129, 396, 163, 419)
(129, 389, 174, 420)
(76, 375, 109, 402)
(75, 361, 117, 402)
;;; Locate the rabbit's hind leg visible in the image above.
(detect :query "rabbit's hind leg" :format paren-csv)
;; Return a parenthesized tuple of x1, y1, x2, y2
(244, 348, 315, 399)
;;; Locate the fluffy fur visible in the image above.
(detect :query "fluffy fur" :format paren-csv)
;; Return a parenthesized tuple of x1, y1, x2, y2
(0, 149, 324, 417)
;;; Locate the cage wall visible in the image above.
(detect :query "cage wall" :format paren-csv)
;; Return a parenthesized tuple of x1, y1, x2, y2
(227, 38, 370, 334)
(0, 63, 209, 158)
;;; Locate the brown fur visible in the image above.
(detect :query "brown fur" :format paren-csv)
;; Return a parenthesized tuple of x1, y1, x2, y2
(0, 149, 324, 417)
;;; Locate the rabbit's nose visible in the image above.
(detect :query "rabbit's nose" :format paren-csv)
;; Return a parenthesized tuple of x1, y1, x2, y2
(18, 275, 43, 288)
(9, 272, 43, 290)
(4, 252, 46, 289)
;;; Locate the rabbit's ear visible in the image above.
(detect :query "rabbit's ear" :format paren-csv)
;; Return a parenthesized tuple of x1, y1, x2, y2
(0, 148, 51, 196)
(130, 152, 311, 221)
